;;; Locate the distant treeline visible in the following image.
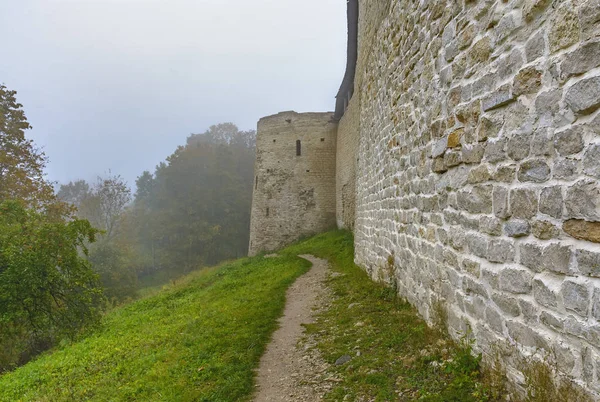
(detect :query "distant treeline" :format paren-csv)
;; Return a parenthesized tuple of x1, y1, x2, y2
(0, 82, 256, 372)
(58, 124, 257, 302)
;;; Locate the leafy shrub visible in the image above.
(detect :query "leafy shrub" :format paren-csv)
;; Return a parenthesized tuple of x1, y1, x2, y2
(0, 201, 104, 371)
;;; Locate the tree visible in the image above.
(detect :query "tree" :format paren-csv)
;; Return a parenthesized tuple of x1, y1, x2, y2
(128, 124, 256, 275)
(187, 123, 256, 148)
(58, 175, 137, 302)
(0, 84, 56, 208)
(57, 180, 92, 209)
(0, 201, 104, 371)
(87, 242, 137, 304)
(59, 175, 131, 241)
(93, 174, 131, 241)
(0, 87, 104, 370)
(134, 171, 154, 203)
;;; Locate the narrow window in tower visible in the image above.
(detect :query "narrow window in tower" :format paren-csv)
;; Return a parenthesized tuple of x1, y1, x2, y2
(296, 140, 301, 156)
(255, 175, 258, 190)
(266, 207, 270, 217)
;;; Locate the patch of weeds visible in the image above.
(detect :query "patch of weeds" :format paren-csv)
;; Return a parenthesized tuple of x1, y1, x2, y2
(386, 252, 399, 297)
(430, 297, 448, 333)
(521, 350, 592, 402)
(480, 343, 510, 401)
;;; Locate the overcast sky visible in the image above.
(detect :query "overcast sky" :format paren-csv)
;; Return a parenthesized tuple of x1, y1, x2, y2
(0, 0, 347, 188)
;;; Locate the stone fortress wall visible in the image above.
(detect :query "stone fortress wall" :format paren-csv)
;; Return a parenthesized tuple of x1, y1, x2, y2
(248, 112, 337, 256)
(351, 0, 600, 395)
(250, 0, 600, 394)
(336, 95, 360, 230)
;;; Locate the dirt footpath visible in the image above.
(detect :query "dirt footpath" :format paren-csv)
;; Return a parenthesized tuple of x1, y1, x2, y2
(253, 255, 331, 402)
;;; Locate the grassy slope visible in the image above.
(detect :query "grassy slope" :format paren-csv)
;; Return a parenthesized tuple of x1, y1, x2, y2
(0, 231, 492, 401)
(0, 255, 310, 402)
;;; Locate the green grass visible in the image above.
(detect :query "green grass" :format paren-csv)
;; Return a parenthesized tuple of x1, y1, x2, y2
(283, 231, 493, 401)
(0, 230, 494, 401)
(0, 254, 310, 401)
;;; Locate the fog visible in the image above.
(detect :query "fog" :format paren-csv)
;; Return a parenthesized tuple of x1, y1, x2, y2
(0, 0, 347, 186)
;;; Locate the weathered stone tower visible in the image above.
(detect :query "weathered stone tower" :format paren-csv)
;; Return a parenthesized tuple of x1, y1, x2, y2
(248, 111, 337, 256)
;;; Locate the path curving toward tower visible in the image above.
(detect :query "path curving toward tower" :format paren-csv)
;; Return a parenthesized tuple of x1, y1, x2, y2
(253, 255, 330, 402)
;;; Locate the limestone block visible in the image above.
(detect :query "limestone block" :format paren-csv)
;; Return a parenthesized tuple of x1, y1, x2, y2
(493, 165, 516, 182)
(565, 76, 600, 115)
(497, 49, 526, 82)
(565, 180, 600, 220)
(520, 243, 544, 272)
(507, 320, 548, 349)
(496, 10, 522, 43)
(432, 157, 447, 173)
(463, 276, 489, 298)
(485, 305, 505, 334)
(477, 116, 502, 142)
(488, 239, 516, 263)
(524, 0, 552, 22)
(564, 316, 588, 339)
(542, 243, 572, 275)
(493, 186, 511, 219)
(532, 130, 554, 157)
(579, 0, 600, 40)
(591, 287, 600, 320)
(564, 220, 600, 244)
(518, 159, 551, 183)
(480, 216, 502, 236)
(468, 36, 492, 67)
(519, 298, 540, 323)
(525, 29, 545, 62)
(499, 267, 533, 294)
(582, 348, 595, 383)
(560, 41, 600, 80)
(533, 275, 560, 308)
(432, 136, 448, 158)
(549, 3, 580, 53)
(583, 143, 600, 179)
(468, 165, 491, 184)
(442, 20, 455, 47)
(472, 74, 495, 98)
(444, 150, 462, 167)
(482, 84, 515, 111)
(462, 259, 481, 277)
(482, 267, 500, 291)
(513, 66, 543, 97)
(492, 292, 521, 317)
(485, 138, 507, 163)
(576, 249, 600, 277)
(554, 126, 585, 156)
(507, 133, 531, 161)
(462, 143, 486, 164)
(467, 233, 488, 259)
(531, 220, 559, 240)
(553, 159, 578, 180)
(510, 188, 538, 219)
(504, 220, 531, 238)
(457, 185, 493, 214)
(561, 280, 590, 317)
(535, 90, 562, 127)
(541, 311, 564, 332)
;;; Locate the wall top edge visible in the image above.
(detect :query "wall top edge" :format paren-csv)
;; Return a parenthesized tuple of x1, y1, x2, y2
(258, 111, 335, 124)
